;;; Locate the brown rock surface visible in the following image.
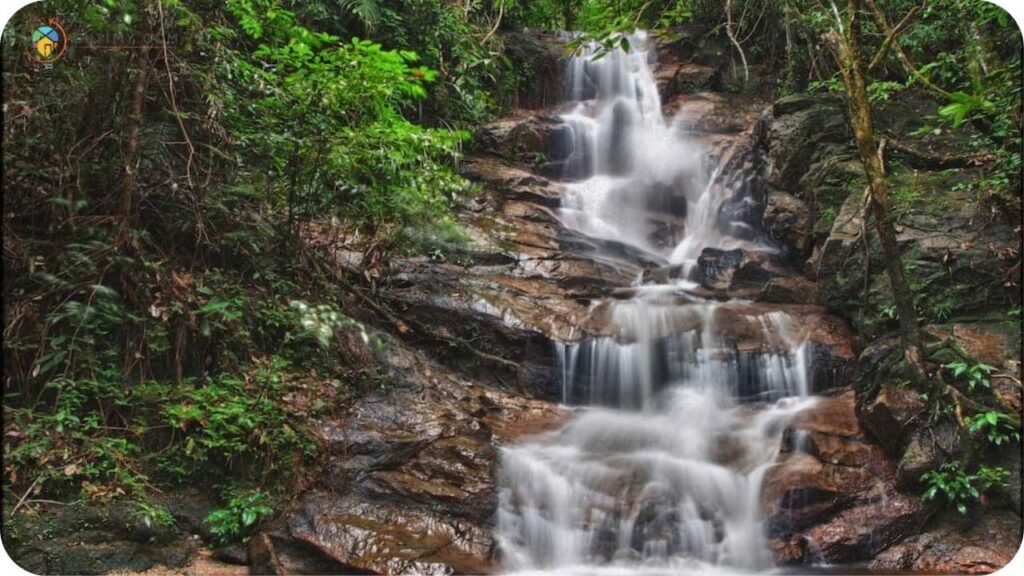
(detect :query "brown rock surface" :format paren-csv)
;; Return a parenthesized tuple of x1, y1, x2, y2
(765, 391, 929, 564)
(870, 511, 1023, 574)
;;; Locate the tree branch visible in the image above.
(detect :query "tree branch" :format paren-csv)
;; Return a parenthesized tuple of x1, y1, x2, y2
(867, 5, 920, 73)
(863, 0, 952, 98)
(725, 0, 750, 84)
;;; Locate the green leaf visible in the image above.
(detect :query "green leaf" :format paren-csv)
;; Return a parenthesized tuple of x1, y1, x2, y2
(241, 510, 257, 527)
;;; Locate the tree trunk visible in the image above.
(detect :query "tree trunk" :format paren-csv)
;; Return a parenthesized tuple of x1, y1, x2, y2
(832, 0, 926, 382)
(119, 49, 150, 245)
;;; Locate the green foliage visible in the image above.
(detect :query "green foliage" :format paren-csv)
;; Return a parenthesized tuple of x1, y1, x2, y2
(288, 300, 360, 347)
(817, 206, 837, 226)
(566, 0, 698, 60)
(931, 300, 954, 322)
(806, 74, 844, 96)
(921, 460, 1009, 514)
(219, 0, 470, 248)
(867, 80, 907, 103)
(965, 411, 1021, 446)
(340, 0, 384, 31)
(135, 501, 176, 529)
(945, 360, 996, 392)
(205, 488, 275, 545)
(164, 358, 311, 472)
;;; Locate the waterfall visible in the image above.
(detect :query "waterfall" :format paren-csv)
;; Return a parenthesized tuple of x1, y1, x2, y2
(496, 32, 817, 574)
(555, 31, 764, 272)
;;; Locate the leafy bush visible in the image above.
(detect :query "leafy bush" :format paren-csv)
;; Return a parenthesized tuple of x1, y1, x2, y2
(921, 460, 1010, 514)
(205, 488, 275, 544)
(945, 360, 997, 392)
(164, 359, 311, 473)
(965, 411, 1021, 446)
(218, 0, 471, 250)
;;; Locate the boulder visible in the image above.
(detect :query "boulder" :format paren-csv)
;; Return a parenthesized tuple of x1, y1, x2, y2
(476, 114, 565, 162)
(764, 391, 929, 565)
(859, 382, 927, 457)
(267, 334, 566, 575)
(763, 190, 812, 261)
(763, 94, 852, 193)
(869, 510, 1023, 574)
(1, 500, 200, 575)
(694, 247, 796, 296)
(283, 494, 495, 575)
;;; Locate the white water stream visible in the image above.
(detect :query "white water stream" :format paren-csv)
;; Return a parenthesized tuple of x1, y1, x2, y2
(496, 33, 816, 574)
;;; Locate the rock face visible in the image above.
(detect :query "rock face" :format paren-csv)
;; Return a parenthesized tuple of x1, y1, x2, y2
(763, 190, 813, 262)
(870, 511, 1023, 574)
(2, 500, 201, 575)
(750, 92, 1022, 334)
(763, 391, 930, 565)
(261, 330, 567, 574)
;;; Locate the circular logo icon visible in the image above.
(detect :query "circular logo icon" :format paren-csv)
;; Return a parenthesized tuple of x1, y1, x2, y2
(30, 20, 66, 64)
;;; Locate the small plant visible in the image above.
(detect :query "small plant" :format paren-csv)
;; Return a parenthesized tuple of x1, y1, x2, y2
(818, 207, 837, 226)
(931, 301, 953, 322)
(205, 488, 275, 545)
(921, 461, 1010, 514)
(289, 300, 359, 347)
(867, 80, 906, 102)
(965, 411, 1021, 446)
(945, 360, 997, 391)
(879, 304, 898, 320)
(135, 501, 175, 529)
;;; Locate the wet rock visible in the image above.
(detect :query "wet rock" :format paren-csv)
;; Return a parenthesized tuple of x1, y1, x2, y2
(666, 92, 764, 136)
(248, 533, 282, 575)
(801, 490, 927, 564)
(765, 391, 928, 564)
(365, 434, 497, 519)
(869, 510, 1023, 574)
(1, 501, 200, 575)
(859, 382, 927, 457)
(696, 248, 745, 289)
(717, 193, 766, 242)
(755, 276, 820, 306)
(764, 95, 851, 193)
(694, 247, 794, 293)
(477, 114, 566, 162)
(269, 334, 565, 575)
(286, 494, 495, 575)
(763, 190, 812, 261)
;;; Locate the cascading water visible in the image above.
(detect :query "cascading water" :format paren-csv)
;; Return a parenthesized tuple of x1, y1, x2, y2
(496, 32, 817, 574)
(556, 31, 766, 274)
